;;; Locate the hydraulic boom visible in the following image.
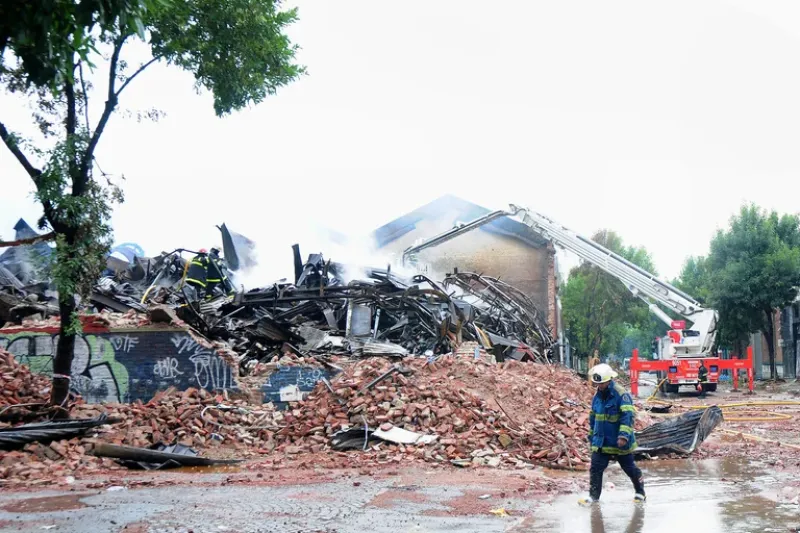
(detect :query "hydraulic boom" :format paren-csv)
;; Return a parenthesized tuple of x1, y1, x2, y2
(402, 204, 718, 358)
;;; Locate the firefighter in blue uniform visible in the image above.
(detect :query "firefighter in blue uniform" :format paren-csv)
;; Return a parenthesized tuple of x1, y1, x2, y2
(581, 363, 646, 504)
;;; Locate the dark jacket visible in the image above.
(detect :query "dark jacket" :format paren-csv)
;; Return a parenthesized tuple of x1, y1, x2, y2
(206, 254, 234, 296)
(698, 365, 709, 383)
(185, 254, 209, 289)
(589, 380, 637, 455)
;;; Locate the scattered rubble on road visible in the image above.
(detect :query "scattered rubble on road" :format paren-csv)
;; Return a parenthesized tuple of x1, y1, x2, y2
(0, 342, 601, 486)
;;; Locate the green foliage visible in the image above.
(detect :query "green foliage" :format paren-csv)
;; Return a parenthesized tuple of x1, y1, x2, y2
(619, 324, 661, 359)
(708, 205, 800, 373)
(147, 0, 305, 116)
(708, 205, 800, 315)
(41, 135, 121, 305)
(561, 230, 659, 359)
(0, 0, 155, 90)
(673, 256, 711, 304)
(674, 255, 747, 351)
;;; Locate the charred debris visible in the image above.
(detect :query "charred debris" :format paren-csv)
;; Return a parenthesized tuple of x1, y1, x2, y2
(1, 231, 555, 374)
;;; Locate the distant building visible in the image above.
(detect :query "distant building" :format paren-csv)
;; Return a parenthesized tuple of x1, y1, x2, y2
(750, 303, 799, 380)
(371, 194, 562, 351)
(0, 219, 52, 286)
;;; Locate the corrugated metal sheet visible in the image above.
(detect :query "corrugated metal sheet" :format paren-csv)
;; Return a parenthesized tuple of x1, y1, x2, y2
(635, 406, 723, 456)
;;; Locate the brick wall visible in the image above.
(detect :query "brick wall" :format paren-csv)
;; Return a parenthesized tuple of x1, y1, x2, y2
(381, 216, 554, 325)
(546, 243, 557, 338)
(0, 326, 238, 404)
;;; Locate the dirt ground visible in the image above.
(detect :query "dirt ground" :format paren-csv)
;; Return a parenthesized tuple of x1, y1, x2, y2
(1, 381, 800, 533)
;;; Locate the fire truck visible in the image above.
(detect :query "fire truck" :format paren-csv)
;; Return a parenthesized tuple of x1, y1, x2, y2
(402, 204, 721, 393)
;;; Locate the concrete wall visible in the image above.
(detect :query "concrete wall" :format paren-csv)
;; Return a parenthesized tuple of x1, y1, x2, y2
(380, 215, 555, 332)
(0, 326, 238, 404)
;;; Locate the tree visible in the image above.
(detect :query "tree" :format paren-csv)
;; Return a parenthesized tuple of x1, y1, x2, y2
(706, 205, 800, 379)
(672, 256, 710, 304)
(674, 255, 751, 356)
(1, 0, 305, 408)
(561, 230, 661, 360)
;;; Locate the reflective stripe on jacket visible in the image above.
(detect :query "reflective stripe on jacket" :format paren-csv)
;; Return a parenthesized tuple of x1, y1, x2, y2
(206, 257, 235, 295)
(588, 380, 637, 455)
(185, 255, 209, 288)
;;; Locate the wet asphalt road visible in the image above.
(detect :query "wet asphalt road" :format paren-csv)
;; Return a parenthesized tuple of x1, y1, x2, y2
(0, 457, 796, 533)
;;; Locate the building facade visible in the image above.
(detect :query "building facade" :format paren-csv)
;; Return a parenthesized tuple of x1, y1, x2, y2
(371, 195, 561, 344)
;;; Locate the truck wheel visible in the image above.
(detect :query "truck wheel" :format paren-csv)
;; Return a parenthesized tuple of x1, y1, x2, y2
(703, 383, 717, 392)
(666, 384, 680, 394)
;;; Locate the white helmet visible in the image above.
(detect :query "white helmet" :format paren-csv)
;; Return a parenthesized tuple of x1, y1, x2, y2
(590, 363, 618, 384)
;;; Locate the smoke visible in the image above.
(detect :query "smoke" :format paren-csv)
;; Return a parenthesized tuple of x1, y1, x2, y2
(225, 222, 420, 291)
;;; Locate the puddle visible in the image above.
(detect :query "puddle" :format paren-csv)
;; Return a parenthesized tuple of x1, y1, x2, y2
(1, 494, 90, 513)
(528, 458, 799, 532)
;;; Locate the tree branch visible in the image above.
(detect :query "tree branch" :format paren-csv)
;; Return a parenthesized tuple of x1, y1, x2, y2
(0, 231, 56, 248)
(78, 61, 91, 132)
(0, 122, 66, 233)
(77, 36, 127, 195)
(115, 55, 161, 98)
(0, 121, 42, 181)
(65, 75, 77, 137)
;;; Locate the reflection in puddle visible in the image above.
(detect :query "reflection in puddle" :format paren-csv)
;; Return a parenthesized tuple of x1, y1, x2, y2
(589, 504, 643, 533)
(530, 458, 798, 533)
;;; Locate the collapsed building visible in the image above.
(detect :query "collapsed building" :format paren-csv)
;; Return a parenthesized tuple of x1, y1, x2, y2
(0, 200, 724, 485)
(0, 196, 559, 409)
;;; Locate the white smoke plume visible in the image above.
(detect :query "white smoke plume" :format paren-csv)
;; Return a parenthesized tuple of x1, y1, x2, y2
(226, 222, 420, 291)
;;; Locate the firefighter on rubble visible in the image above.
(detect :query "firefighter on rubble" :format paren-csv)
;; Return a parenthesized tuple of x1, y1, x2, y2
(184, 248, 235, 300)
(579, 363, 646, 505)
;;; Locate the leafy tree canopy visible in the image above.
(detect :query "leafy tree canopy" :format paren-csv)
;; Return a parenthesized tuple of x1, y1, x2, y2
(708, 205, 800, 376)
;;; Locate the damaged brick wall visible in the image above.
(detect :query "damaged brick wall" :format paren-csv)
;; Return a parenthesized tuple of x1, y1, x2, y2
(385, 217, 554, 327)
(546, 243, 558, 339)
(261, 366, 338, 409)
(0, 327, 238, 403)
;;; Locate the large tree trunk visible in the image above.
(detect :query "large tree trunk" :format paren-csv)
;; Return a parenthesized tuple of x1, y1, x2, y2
(50, 295, 77, 412)
(49, 228, 79, 414)
(764, 309, 776, 381)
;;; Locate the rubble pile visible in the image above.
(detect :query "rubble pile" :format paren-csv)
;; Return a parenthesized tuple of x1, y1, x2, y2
(227, 261, 555, 370)
(0, 441, 110, 486)
(0, 344, 665, 485)
(0, 348, 51, 409)
(275, 356, 594, 470)
(71, 388, 284, 451)
(1, 308, 154, 333)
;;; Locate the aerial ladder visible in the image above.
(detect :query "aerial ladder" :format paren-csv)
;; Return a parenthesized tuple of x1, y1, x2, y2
(402, 204, 753, 394)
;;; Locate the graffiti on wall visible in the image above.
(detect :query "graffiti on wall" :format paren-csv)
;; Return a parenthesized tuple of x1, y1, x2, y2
(0, 330, 238, 403)
(261, 366, 337, 409)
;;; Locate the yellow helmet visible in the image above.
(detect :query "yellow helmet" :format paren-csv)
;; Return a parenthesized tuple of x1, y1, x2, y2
(590, 363, 618, 384)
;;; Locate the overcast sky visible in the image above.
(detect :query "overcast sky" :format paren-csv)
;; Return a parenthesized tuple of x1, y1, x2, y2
(2, 0, 800, 285)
